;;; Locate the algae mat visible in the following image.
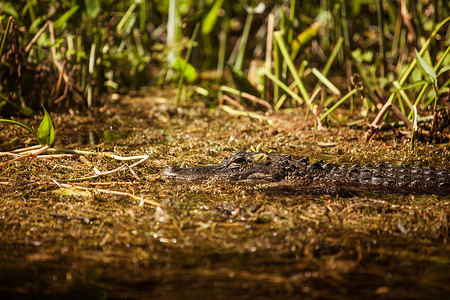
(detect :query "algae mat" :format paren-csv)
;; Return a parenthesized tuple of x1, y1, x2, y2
(1, 90, 449, 299)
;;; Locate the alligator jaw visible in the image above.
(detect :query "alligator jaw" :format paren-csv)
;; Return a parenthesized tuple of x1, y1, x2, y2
(161, 151, 278, 182)
(161, 165, 220, 181)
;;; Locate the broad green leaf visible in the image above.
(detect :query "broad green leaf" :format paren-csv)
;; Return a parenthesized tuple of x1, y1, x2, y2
(0, 119, 38, 140)
(84, 0, 100, 18)
(53, 5, 79, 29)
(201, 0, 224, 35)
(37, 106, 55, 145)
(173, 57, 197, 83)
(414, 49, 436, 84)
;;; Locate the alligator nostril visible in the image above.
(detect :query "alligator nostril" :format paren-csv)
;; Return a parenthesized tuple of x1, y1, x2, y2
(161, 165, 178, 177)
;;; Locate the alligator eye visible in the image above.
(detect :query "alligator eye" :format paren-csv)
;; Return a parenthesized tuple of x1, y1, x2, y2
(232, 157, 246, 164)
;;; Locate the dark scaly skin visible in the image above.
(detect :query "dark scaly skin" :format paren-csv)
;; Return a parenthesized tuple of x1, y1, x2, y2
(162, 151, 450, 195)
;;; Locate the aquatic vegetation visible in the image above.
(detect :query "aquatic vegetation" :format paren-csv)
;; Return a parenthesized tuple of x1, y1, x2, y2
(0, 106, 55, 145)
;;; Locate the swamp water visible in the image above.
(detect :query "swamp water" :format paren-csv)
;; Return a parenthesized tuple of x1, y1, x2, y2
(0, 89, 449, 299)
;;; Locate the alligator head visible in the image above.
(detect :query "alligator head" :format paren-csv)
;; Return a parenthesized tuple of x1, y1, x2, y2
(162, 150, 309, 183)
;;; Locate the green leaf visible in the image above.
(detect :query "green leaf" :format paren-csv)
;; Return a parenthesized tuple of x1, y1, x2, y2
(414, 49, 436, 84)
(53, 5, 79, 29)
(227, 64, 260, 97)
(273, 32, 309, 103)
(0, 119, 38, 140)
(250, 142, 264, 152)
(311, 67, 340, 96)
(0, 2, 19, 18)
(255, 142, 263, 152)
(391, 80, 429, 91)
(37, 106, 55, 145)
(182, 10, 205, 24)
(202, 0, 224, 35)
(84, 0, 100, 18)
(437, 65, 450, 78)
(320, 88, 359, 122)
(173, 57, 197, 83)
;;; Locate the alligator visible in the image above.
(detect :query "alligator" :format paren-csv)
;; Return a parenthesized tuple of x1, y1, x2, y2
(162, 151, 450, 195)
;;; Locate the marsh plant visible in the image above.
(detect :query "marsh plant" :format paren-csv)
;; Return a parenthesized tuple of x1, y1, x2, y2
(0, 0, 448, 141)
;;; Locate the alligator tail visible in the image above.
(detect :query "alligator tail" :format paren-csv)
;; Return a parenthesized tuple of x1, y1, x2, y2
(323, 163, 450, 195)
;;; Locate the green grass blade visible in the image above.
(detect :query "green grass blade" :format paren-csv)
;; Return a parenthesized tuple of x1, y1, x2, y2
(263, 69, 303, 109)
(437, 66, 450, 77)
(311, 67, 340, 96)
(320, 88, 358, 122)
(0, 3, 18, 18)
(439, 78, 450, 90)
(217, 14, 229, 78)
(273, 31, 309, 104)
(167, 0, 180, 66)
(0, 16, 12, 58)
(117, 2, 138, 32)
(376, 0, 385, 77)
(53, 5, 79, 29)
(202, 0, 224, 35)
(0, 119, 38, 141)
(219, 105, 264, 122)
(234, 11, 253, 71)
(392, 80, 429, 91)
(322, 37, 343, 77)
(392, 81, 413, 111)
(174, 22, 200, 106)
